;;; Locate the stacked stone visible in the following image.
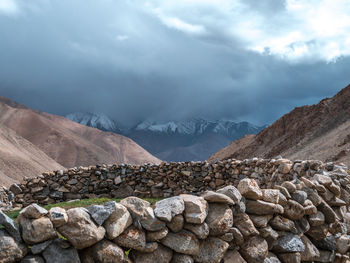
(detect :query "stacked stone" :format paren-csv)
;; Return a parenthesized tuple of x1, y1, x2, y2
(0, 186, 14, 211)
(2, 172, 350, 263)
(9, 158, 349, 207)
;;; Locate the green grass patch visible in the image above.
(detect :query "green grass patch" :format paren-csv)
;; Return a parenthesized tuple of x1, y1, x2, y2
(5, 197, 162, 220)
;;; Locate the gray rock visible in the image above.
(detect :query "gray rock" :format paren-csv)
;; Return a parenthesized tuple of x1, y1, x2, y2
(246, 200, 284, 215)
(20, 255, 45, 263)
(114, 226, 146, 250)
(154, 196, 185, 222)
(19, 204, 48, 219)
(146, 227, 169, 242)
(300, 235, 320, 261)
(311, 235, 337, 251)
(167, 214, 184, 232)
(249, 214, 272, 228)
(263, 252, 281, 263)
(193, 237, 229, 263)
(49, 207, 68, 228)
(240, 236, 268, 263)
(201, 191, 234, 205)
(272, 234, 305, 253)
(184, 222, 209, 239)
(0, 209, 21, 242)
(283, 200, 305, 220)
(205, 203, 233, 236)
(291, 190, 308, 205)
(42, 239, 81, 263)
(121, 197, 165, 231)
(57, 208, 105, 249)
(130, 244, 173, 263)
(10, 183, 22, 195)
(31, 240, 53, 254)
(180, 194, 208, 224)
(0, 229, 27, 263)
(161, 230, 199, 255)
(103, 201, 132, 239)
(222, 250, 247, 263)
(87, 202, 115, 226)
(217, 185, 242, 203)
(269, 215, 297, 233)
(171, 253, 194, 263)
(90, 239, 125, 263)
(232, 213, 258, 237)
(309, 211, 325, 226)
(318, 200, 337, 224)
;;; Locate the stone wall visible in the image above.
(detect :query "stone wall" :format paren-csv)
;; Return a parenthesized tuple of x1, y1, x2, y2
(2, 169, 350, 262)
(9, 158, 349, 208)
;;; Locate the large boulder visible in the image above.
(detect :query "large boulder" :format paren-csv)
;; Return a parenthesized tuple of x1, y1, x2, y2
(161, 230, 199, 255)
(49, 207, 68, 228)
(114, 226, 146, 251)
(103, 202, 132, 239)
(0, 229, 27, 263)
(0, 210, 21, 242)
(201, 191, 234, 205)
(87, 201, 116, 226)
(193, 237, 229, 263)
(19, 204, 48, 219)
(42, 239, 80, 263)
(205, 203, 233, 236)
(180, 194, 208, 224)
(57, 208, 105, 249)
(217, 185, 242, 203)
(237, 178, 262, 200)
(130, 244, 173, 263)
(121, 197, 165, 231)
(240, 236, 268, 263)
(154, 197, 185, 222)
(272, 234, 305, 253)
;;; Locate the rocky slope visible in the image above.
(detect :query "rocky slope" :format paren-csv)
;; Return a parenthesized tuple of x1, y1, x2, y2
(210, 84, 350, 166)
(0, 97, 160, 175)
(66, 113, 265, 162)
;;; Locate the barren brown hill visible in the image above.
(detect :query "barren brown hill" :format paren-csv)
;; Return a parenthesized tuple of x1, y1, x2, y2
(210, 84, 350, 166)
(0, 125, 64, 186)
(0, 97, 161, 171)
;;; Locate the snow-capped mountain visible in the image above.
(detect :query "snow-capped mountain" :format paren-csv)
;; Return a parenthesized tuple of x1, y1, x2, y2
(66, 112, 266, 161)
(66, 112, 121, 132)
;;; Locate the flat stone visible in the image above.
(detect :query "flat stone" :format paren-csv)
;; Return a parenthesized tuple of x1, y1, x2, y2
(154, 196, 185, 222)
(269, 215, 297, 233)
(193, 237, 229, 263)
(20, 204, 48, 219)
(114, 226, 146, 251)
(205, 203, 233, 235)
(0, 229, 27, 263)
(49, 207, 68, 228)
(161, 230, 199, 255)
(0, 209, 21, 242)
(246, 200, 284, 215)
(146, 227, 168, 242)
(167, 214, 184, 232)
(232, 213, 259, 237)
(121, 196, 165, 231)
(249, 215, 272, 228)
(318, 200, 337, 224)
(130, 244, 173, 263)
(272, 234, 305, 253)
(103, 201, 132, 239)
(42, 239, 80, 263)
(184, 222, 209, 239)
(57, 208, 105, 249)
(180, 194, 208, 224)
(237, 178, 262, 200)
(217, 185, 242, 203)
(240, 236, 268, 263)
(201, 191, 234, 205)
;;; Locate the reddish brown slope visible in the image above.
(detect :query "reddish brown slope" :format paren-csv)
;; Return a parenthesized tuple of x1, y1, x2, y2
(210, 84, 350, 166)
(0, 97, 161, 168)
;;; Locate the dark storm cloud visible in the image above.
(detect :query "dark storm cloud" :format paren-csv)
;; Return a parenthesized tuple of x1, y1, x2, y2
(0, 0, 349, 126)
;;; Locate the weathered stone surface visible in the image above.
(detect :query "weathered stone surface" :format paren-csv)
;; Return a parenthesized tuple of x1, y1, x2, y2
(49, 207, 68, 228)
(201, 191, 234, 205)
(87, 202, 115, 226)
(264, 252, 281, 263)
(42, 239, 80, 263)
(0, 229, 27, 263)
(281, 181, 296, 193)
(217, 185, 242, 203)
(114, 226, 146, 250)
(237, 178, 262, 200)
(146, 227, 169, 242)
(278, 160, 293, 174)
(184, 222, 209, 239)
(309, 211, 325, 226)
(232, 213, 259, 237)
(262, 189, 280, 204)
(311, 235, 337, 251)
(31, 240, 53, 254)
(167, 214, 184, 232)
(300, 235, 320, 261)
(269, 216, 297, 233)
(277, 252, 301, 263)
(20, 204, 48, 219)
(121, 197, 165, 231)
(306, 224, 329, 241)
(19, 216, 57, 245)
(161, 230, 199, 255)
(103, 201, 132, 239)
(130, 244, 173, 263)
(316, 250, 336, 262)
(57, 208, 105, 249)
(240, 236, 268, 263)
(206, 203, 233, 236)
(20, 255, 45, 263)
(90, 239, 125, 263)
(249, 215, 272, 228)
(229, 227, 244, 245)
(222, 250, 247, 263)
(318, 200, 337, 224)
(246, 200, 284, 215)
(171, 253, 194, 263)
(291, 190, 307, 205)
(180, 194, 208, 224)
(272, 234, 305, 253)
(193, 237, 229, 263)
(154, 196, 185, 222)
(283, 200, 305, 220)
(336, 235, 350, 254)
(0, 209, 21, 241)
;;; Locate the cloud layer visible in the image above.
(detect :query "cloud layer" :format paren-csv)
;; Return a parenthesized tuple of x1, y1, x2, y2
(0, 0, 349, 126)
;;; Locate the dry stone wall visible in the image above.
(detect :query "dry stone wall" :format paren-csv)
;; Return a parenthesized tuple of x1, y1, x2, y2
(1, 165, 350, 262)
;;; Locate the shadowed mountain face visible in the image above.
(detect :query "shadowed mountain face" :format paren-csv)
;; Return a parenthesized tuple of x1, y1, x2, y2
(210, 84, 350, 166)
(66, 114, 265, 162)
(0, 97, 160, 178)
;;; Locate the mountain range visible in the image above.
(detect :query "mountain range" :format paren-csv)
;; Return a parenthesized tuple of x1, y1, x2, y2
(66, 113, 265, 162)
(0, 97, 160, 186)
(210, 84, 350, 166)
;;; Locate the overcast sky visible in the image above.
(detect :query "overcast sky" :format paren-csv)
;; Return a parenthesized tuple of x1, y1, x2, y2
(0, 0, 350, 126)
